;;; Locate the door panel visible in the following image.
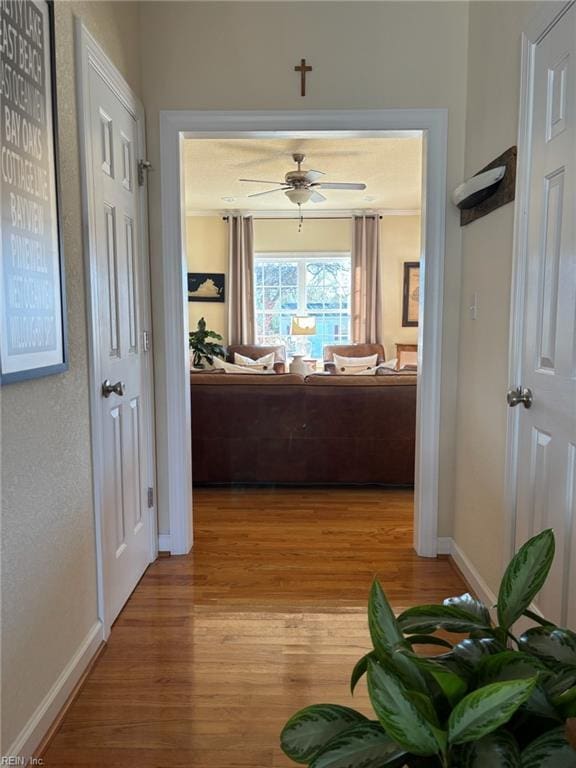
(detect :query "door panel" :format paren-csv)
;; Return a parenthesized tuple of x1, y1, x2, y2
(90, 67, 153, 626)
(514, 6, 576, 627)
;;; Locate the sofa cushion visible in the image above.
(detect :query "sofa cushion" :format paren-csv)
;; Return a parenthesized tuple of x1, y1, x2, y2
(227, 344, 286, 362)
(324, 343, 385, 362)
(305, 373, 417, 386)
(191, 373, 305, 386)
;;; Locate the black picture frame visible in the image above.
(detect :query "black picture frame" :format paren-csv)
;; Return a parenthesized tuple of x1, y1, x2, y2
(188, 273, 226, 303)
(402, 262, 420, 328)
(0, 0, 69, 384)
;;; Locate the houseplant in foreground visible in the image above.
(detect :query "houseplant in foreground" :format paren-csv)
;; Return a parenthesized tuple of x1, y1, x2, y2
(281, 529, 576, 767)
(189, 317, 225, 368)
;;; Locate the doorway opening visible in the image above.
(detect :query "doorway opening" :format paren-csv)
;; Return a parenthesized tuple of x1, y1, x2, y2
(157, 111, 448, 558)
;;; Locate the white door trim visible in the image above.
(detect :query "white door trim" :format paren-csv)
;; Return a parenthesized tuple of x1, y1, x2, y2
(504, 0, 575, 565)
(75, 19, 158, 637)
(157, 109, 448, 558)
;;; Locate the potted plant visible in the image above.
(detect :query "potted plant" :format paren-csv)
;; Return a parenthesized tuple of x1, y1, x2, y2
(189, 317, 225, 369)
(281, 529, 576, 767)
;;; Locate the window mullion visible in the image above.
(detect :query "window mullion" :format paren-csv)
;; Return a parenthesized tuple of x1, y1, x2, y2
(298, 261, 306, 314)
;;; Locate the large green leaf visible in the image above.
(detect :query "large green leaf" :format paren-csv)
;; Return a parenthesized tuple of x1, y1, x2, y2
(367, 659, 447, 756)
(460, 731, 521, 767)
(475, 651, 557, 720)
(400, 652, 467, 706)
(543, 666, 576, 699)
(398, 605, 491, 634)
(280, 704, 368, 763)
(497, 529, 555, 630)
(350, 652, 376, 694)
(556, 686, 576, 718)
(368, 580, 405, 653)
(309, 722, 407, 768)
(521, 726, 576, 767)
(441, 638, 504, 676)
(443, 593, 492, 627)
(518, 627, 576, 668)
(448, 678, 536, 745)
(406, 635, 453, 650)
(477, 651, 548, 684)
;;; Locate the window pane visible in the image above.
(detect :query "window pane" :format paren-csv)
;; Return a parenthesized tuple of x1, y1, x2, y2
(263, 287, 280, 310)
(262, 263, 279, 285)
(280, 287, 298, 310)
(281, 263, 298, 286)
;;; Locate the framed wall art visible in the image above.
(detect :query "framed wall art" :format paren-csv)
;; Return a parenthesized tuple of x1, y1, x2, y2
(0, 0, 68, 383)
(188, 273, 225, 303)
(402, 262, 420, 327)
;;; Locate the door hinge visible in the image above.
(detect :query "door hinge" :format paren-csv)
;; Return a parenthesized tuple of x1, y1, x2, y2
(147, 487, 154, 508)
(138, 159, 152, 186)
(142, 330, 150, 352)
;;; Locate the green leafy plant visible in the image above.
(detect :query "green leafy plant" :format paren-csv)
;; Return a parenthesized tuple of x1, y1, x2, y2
(189, 317, 225, 368)
(281, 530, 576, 767)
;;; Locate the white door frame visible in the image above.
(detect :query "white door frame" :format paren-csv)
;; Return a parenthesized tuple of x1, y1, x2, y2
(76, 20, 158, 638)
(504, 0, 574, 565)
(158, 109, 448, 558)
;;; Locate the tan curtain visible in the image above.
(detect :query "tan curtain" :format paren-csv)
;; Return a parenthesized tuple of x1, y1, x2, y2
(227, 215, 255, 345)
(351, 215, 382, 344)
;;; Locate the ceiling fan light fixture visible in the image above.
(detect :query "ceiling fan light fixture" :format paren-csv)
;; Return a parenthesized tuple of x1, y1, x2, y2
(285, 187, 312, 205)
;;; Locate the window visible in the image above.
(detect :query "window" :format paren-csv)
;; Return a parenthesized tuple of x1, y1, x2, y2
(255, 253, 351, 359)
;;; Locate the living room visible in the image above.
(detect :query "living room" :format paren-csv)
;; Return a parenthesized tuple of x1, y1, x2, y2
(184, 136, 422, 495)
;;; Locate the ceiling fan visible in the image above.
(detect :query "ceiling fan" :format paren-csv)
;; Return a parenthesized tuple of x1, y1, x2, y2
(239, 153, 367, 206)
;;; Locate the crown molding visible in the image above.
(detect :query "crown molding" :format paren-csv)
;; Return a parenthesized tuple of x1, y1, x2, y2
(184, 208, 421, 218)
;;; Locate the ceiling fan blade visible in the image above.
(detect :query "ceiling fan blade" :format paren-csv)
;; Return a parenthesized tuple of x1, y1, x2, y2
(318, 182, 367, 190)
(305, 170, 326, 182)
(239, 178, 285, 185)
(247, 187, 287, 198)
(310, 191, 327, 203)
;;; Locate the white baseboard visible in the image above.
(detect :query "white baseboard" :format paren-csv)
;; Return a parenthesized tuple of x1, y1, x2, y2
(444, 537, 498, 608)
(437, 537, 452, 555)
(158, 533, 172, 552)
(5, 620, 103, 760)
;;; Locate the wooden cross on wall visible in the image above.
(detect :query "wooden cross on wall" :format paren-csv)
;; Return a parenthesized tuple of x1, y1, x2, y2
(294, 58, 312, 97)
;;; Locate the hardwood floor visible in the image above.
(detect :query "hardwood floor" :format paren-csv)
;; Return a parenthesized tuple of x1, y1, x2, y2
(42, 488, 466, 767)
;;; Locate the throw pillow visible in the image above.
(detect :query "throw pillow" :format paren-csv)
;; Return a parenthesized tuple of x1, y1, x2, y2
(336, 364, 376, 375)
(234, 352, 276, 371)
(213, 358, 275, 375)
(333, 352, 378, 369)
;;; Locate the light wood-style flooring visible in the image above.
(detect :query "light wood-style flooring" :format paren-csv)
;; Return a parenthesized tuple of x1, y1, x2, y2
(42, 488, 466, 767)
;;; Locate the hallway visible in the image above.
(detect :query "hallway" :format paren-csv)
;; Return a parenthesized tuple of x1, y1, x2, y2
(42, 488, 466, 766)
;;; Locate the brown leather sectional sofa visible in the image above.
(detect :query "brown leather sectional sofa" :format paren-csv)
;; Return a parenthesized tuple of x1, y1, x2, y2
(190, 372, 416, 486)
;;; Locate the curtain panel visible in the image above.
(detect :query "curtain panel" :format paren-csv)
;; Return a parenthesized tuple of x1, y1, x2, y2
(227, 215, 255, 345)
(351, 215, 382, 344)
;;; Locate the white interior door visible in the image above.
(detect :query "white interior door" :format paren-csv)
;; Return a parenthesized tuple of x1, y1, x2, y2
(85, 55, 155, 628)
(512, 5, 576, 627)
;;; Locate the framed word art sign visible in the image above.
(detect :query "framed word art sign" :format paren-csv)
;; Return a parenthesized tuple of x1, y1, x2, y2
(0, 0, 68, 384)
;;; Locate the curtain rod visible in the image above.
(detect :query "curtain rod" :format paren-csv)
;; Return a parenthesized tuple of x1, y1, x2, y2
(221, 215, 383, 221)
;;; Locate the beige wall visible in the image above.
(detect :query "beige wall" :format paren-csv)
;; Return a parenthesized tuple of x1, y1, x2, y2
(254, 218, 352, 253)
(0, 1, 142, 752)
(141, 1, 470, 536)
(381, 216, 420, 361)
(453, 1, 537, 595)
(186, 217, 229, 342)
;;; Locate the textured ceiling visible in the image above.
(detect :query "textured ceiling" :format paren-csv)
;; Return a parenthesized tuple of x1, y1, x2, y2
(182, 136, 423, 213)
